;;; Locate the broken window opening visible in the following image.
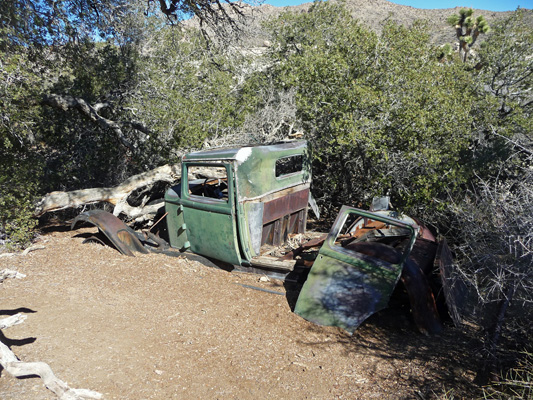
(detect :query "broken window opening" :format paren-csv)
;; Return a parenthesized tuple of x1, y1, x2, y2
(188, 165, 229, 202)
(275, 155, 303, 178)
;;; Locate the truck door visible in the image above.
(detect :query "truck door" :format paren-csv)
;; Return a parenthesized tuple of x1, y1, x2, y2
(180, 162, 243, 266)
(294, 206, 418, 333)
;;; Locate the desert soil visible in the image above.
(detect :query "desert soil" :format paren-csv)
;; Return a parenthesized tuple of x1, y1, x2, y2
(1, 226, 481, 400)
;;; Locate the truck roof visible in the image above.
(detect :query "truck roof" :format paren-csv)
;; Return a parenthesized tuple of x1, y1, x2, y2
(182, 140, 311, 201)
(182, 140, 308, 162)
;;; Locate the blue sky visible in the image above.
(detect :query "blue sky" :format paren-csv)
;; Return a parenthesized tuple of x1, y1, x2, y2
(263, 0, 531, 12)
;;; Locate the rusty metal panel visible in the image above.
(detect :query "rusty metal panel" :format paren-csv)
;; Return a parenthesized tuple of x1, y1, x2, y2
(260, 209, 308, 247)
(437, 238, 467, 326)
(262, 189, 309, 225)
(297, 209, 307, 234)
(401, 258, 443, 335)
(261, 222, 274, 246)
(71, 210, 148, 256)
(408, 238, 438, 275)
(273, 218, 282, 246)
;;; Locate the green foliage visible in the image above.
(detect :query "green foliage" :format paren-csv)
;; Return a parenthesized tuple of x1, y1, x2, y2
(0, 154, 40, 249)
(447, 8, 490, 62)
(263, 2, 484, 215)
(0, 9, 144, 247)
(0, 0, 132, 48)
(0, 45, 44, 248)
(478, 10, 532, 139)
(126, 27, 248, 164)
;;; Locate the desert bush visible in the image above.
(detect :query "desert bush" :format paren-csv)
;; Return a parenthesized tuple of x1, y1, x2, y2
(262, 2, 496, 218)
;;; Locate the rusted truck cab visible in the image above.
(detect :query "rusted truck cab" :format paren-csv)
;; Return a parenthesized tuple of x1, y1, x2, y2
(164, 141, 312, 267)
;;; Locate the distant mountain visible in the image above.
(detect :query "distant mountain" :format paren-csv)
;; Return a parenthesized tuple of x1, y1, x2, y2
(223, 0, 529, 48)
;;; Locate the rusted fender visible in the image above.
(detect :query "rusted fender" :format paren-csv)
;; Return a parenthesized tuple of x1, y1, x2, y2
(71, 210, 148, 256)
(401, 258, 443, 335)
(401, 237, 443, 334)
(436, 238, 466, 327)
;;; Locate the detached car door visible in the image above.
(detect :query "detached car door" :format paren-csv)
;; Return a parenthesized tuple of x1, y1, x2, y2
(294, 206, 418, 333)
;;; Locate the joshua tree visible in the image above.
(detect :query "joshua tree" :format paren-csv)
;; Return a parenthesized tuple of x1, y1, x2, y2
(447, 8, 490, 62)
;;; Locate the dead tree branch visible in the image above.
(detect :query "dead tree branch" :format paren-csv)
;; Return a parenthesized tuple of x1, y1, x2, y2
(0, 313, 27, 330)
(42, 94, 151, 152)
(0, 335, 103, 400)
(34, 164, 181, 219)
(33, 164, 227, 220)
(0, 274, 102, 399)
(0, 269, 27, 282)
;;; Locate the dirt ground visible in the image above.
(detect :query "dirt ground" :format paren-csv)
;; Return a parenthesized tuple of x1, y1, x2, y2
(1, 226, 482, 400)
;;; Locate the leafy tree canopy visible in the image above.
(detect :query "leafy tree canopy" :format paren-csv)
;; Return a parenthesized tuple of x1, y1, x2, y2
(261, 2, 497, 215)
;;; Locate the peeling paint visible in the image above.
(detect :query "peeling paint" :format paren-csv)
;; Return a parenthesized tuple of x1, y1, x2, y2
(235, 147, 253, 164)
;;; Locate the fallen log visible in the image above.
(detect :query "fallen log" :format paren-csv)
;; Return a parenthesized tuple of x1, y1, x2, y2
(34, 164, 181, 219)
(34, 164, 225, 222)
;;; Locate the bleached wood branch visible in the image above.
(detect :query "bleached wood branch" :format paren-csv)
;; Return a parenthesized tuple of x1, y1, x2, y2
(0, 253, 16, 258)
(0, 314, 27, 330)
(0, 341, 103, 400)
(33, 164, 181, 218)
(33, 164, 225, 221)
(0, 311, 102, 398)
(0, 246, 44, 259)
(0, 269, 27, 283)
(22, 245, 46, 256)
(112, 200, 164, 222)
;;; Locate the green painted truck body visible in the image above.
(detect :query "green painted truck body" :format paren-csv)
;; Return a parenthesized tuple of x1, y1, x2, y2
(164, 141, 312, 266)
(73, 141, 451, 334)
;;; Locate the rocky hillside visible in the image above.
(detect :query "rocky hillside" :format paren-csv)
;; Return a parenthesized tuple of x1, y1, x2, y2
(228, 0, 527, 47)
